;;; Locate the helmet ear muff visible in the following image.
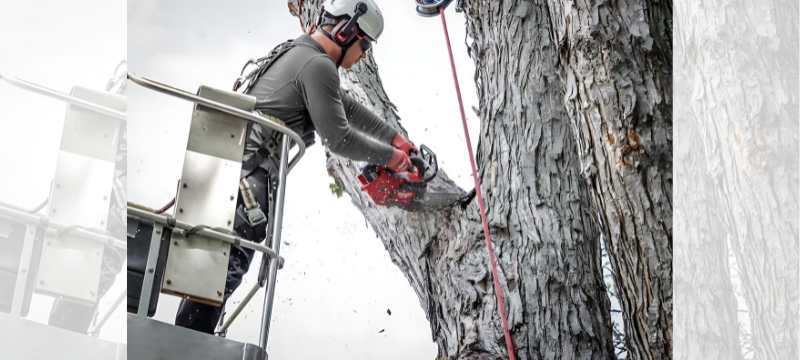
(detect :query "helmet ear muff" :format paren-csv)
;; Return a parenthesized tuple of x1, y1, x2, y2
(317, 2, 369, 67)
(332, 18, 358, 46)
(329, 2, 368, 46)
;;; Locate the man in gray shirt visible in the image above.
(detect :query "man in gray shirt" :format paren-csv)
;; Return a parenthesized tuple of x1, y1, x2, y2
(175, 0, 419, 334)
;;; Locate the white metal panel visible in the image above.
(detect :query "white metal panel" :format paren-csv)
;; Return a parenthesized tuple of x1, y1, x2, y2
(162, 151, 240, 305)
(35, 231, 104, 306)
(161, 230, 229, 306)
(34, 86, 123, 306)
(173, 151, 240, 231)
(46, 151, 115, 228)
(161, 85, 252, 306)
(36, 152, 111, 306)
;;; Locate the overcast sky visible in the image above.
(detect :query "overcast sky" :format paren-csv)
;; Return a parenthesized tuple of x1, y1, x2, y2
(0, 0, 127, 346)
(128, 0, 480, 359)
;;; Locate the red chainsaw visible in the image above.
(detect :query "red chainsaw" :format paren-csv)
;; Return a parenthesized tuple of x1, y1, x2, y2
(358, 145, 467, 212)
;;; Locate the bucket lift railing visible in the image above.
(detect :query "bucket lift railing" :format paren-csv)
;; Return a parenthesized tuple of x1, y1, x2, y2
(127, 74, 304, 352)
(0, 72, 127, 121)
(0, 72, 128, 343)
(0, 204, 127, 250)
(88, 287, 126, 336)
(0, 204, 126, 321)
(127, 74, 305, 171)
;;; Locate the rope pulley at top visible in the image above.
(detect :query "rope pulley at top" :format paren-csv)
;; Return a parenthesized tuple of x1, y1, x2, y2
(414, 0, 454, 16)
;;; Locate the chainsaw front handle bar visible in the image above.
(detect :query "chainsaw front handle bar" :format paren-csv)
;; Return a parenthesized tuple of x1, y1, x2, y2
(0, 72, 127, 121)
(406, 144, 438, 183)
(127, 73, 306, 172)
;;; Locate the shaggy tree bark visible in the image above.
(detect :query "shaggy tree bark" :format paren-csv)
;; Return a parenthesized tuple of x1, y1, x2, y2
(521, 0, 675, 359)
(675, 0, 799, 359)
(673, 76, 743, 359)
(286, 1, 650, 359)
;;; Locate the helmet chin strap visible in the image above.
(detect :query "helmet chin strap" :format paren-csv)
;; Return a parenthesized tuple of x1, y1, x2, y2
(319, 28, 353, 68)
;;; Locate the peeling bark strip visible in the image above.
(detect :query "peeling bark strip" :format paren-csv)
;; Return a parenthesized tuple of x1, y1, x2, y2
(291, 1, 620, 359)
(675, 0, 799, 359)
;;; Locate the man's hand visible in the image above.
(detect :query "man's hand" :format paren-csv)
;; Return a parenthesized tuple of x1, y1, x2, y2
(392, 132, 419, 155)
(386, 148, 412, 173)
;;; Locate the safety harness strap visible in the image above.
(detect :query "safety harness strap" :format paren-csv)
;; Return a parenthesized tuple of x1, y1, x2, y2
(240, 111, 287, 179)
(233, 41, 319, 94)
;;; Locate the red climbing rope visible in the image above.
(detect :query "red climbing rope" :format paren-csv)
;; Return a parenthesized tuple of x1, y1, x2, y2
(439, 6, 516, 360)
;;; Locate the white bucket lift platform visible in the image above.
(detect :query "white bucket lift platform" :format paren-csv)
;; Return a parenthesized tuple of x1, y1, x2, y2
(126, 74, 306, 360)
(128, 314, 264, 360)
(0, 311, 127, 360)
(0, 72, 128, 359)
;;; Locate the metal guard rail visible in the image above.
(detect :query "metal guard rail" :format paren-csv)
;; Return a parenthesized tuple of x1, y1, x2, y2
(0, 203, 128, 336)
(127, 206, 283, 264)
(0, 203, 127, 250)
(127, 73, 306, 172)
(0, 72, 127, 121)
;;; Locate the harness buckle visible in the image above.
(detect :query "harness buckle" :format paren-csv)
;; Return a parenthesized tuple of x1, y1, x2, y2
(245, 207, 267, 227)
(239, 178, 268, 227)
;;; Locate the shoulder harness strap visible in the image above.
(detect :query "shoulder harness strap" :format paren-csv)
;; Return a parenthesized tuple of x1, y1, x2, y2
(233, 40, 321, 93)
(237, 40, 322, 179)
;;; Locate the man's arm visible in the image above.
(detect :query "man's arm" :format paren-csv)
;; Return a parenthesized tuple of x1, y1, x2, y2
(295, 56, 394, 165)
(341, 92, 397, 144)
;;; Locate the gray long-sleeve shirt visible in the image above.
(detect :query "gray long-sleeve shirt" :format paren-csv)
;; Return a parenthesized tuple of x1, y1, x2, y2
(244, 34, 397, 169)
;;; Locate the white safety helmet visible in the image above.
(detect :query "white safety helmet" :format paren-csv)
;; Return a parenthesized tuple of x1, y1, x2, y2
(316, 0, 384, 66)
(320, 0, 384, 41)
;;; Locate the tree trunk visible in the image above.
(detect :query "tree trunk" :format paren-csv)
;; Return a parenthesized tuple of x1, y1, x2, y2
(519, 0, 675, 359)
(288, 1, 641, 359)
(674, 0, 799, 358)
(673, 70, 743, 359)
